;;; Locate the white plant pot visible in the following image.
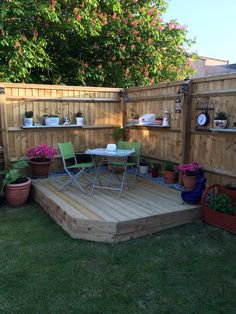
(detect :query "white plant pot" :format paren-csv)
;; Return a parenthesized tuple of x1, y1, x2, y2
(139, 165, 149, 175)
(45, 117, 60, 126)
(213, 119, 227, 129)
(76, 117, 84, 126)
(24, 117, 33, 127)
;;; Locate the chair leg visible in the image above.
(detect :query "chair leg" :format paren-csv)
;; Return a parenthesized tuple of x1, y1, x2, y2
(59, 169, 87, 193)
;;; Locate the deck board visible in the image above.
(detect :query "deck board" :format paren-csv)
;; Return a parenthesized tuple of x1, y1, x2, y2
(32, 176, 201, 242)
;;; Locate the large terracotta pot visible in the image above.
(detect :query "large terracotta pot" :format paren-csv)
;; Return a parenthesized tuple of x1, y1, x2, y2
(182, 175, 197, 190)
(164, 171, 177, 184)
(29, 158, 51, 178)
(5, 177, 31, 206)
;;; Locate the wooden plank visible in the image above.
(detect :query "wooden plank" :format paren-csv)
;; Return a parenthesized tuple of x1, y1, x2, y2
(0, 88, 10, 167)
(6, 96, 121, 103)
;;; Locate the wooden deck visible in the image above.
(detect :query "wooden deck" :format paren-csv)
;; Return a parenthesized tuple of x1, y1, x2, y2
(32, 175, 201, 243)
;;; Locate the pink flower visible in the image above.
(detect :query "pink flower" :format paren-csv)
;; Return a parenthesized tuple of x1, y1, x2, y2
(28, 144, 58, 160)
(177, 162, 202, 177)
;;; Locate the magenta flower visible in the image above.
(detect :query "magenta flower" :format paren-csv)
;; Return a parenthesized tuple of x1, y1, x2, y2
(177, 162, 202, 177)
(28, 144, 58, 160)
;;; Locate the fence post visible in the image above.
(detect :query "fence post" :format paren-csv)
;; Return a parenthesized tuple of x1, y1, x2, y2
(181, 80, 192, 164)
(0, 86, 10, 168)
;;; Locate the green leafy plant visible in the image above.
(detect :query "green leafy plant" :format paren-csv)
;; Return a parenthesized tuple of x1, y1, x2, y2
(25, 111, 33, 118)
(0, 0, 195, 87)
(215, 111, 227, 120)
(151, 162, 161, 170)
(164, 161, 175, 172)
(139, 159, 149, 167)
(0, 160, 29, 192)
(43, 114, 59, 118)
(111, 128, 125, 143)
(75, 112, 83, 117)
(210, 193, 236, 215)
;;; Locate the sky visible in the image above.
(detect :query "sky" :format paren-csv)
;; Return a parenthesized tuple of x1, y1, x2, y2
(164, 0, 236, 63)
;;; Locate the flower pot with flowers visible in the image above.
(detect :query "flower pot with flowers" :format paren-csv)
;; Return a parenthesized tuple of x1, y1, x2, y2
(150, 162, 161, 178)
(177, 162, 201, 191)
(28, 144, 58, 178)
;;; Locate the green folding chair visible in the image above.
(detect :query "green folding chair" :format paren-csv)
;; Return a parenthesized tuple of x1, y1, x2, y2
(110, 141, 141, 188)
(58, 142, 94, 193)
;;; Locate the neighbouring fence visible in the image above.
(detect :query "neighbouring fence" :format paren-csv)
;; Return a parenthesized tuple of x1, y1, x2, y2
(0, 73, 236, 185)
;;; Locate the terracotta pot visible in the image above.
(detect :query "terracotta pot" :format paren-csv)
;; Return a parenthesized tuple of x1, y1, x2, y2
(164, 171, 177, 184)
(151, 169, 159, 178)
(29, 158, 51, 178)
(182, 175, 197, 190)
(218, 185, 236, 203)
(5, 177, 31, 206)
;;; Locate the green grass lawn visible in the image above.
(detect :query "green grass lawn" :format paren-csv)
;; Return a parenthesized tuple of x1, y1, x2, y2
(0, 201, 236, 314)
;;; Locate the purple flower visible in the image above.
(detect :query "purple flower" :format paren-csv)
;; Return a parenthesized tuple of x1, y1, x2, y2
(28, 144, 58, 160)
(177, 162, 201, 177)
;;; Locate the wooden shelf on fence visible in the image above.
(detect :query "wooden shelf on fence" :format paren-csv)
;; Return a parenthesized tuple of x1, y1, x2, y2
(7, 125, 120, 131)
(125, 124, 180, 132)
(210, 128, 236, 133)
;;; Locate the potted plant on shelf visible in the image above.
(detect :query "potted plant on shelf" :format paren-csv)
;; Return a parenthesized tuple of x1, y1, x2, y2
(28, 144, 58, 178)
(150, 162, 161, 178)
(201, 184, 236, 234)
(214, 111, 227, 129)
(24, 111, 33, 127)
(163, 161, 177, 184)
(177, 162, 201, 190)
(0, 160, 31, 206)
(75, 112, 84, 126)
(139, 159, 149, 175)
(44, 114, 60, 126)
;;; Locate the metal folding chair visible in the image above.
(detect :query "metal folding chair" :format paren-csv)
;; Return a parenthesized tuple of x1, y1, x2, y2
(110, 141, 141, 190)
(58, 142, 94, 193)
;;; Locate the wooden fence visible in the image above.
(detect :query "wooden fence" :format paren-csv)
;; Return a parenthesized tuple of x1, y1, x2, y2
(0, 83, 122, 168)
(1, 73, 236, 185)
(125, 73, 236, 185)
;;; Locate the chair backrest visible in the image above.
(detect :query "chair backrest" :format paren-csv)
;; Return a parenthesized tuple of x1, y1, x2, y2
(117, 141, 141, 157)
(58, 142, 77, 167)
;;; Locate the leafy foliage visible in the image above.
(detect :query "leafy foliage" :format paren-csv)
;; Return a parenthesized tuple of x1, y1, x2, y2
(0, 160, 28, 191)
(210, 193, 236, 215)
(164, 161, 175, 172)
(0, 0, 195, 87)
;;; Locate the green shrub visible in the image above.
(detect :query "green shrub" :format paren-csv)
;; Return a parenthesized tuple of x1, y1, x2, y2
(210, 193, 236, 215)
(164, 161, 175, 172)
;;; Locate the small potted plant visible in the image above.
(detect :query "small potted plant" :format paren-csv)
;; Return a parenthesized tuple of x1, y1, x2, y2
(139, 159, 149, 175)
(28, 144, 58, 178)
(24, 111, 33, 127)
(163, 161, 177, 184)
(111, 127, 125, 143)
(150, 162, 161, 178)
(214, 111, 227, 129)
(0, 160, 31, 206)
(44, 114, 60, 126)
(177, 162, 201, 190)
(155, 115, 163, 126)
(75, 112, 84, 126)
(201, 184, 236, 234)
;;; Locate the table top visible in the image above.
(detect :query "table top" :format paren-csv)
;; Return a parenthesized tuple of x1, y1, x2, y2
(85, 148, 135, 157)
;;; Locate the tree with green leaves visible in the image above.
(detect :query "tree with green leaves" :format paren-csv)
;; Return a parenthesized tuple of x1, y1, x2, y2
(0, 0, 195, 87)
